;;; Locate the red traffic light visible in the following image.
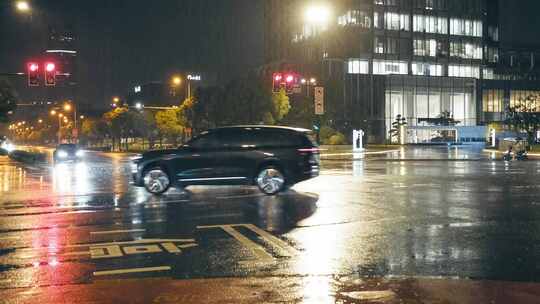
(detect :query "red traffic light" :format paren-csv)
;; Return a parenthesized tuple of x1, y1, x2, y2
(44, 62, 56, 86)
(27, 62, 40, 87)
(45, 62, 56, 72)
(28, 63, 39, 72)
(285, 74, 294, 83)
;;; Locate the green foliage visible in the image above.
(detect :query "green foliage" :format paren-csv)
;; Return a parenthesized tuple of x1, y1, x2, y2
(0, 78, 18, 122)
(328, 133, 346, 145)
(191, 72, 275, 132)
(271, 88, 290, 123)
(319, 126, 336, 143)
(319, 126, 346, 145)
(155, 108, 184, 144)
(280, 94, 315, 129)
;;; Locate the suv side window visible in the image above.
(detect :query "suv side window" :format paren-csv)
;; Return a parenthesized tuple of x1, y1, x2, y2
(257, 129, 303, 147)
(189, 132, 221, 149)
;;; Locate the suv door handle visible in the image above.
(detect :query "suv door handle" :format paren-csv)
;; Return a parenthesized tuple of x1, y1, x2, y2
(192, 154, 201, 157)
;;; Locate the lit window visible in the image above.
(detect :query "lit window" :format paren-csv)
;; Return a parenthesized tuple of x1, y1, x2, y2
(413, 39, 438, 57)
(450, 41, 482, 59)
(483, 68, 494, 80)
(373, 60, 408, 75)
(483, 90, 503, 112)
(384, 12, 410, 31)
(448, 64, 480, 78)
(450, 18, 482, 37)
(412, 62, 442, 76)
(348, 59, 369, 74)
(413, 15, 447, 34)
(338, 10, 372, 28)
(510, 91, 540, 111)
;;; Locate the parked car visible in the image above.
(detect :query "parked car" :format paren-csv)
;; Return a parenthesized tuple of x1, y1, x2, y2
(131, 126, 320, 195)
(53, 144, 84, 162)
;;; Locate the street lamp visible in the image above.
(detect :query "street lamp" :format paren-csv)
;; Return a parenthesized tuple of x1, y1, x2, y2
(304, 5, 331, 26)
(172, 76, 182, 86)
(135, 102, 143, 110)
(15, 1, 30, 12)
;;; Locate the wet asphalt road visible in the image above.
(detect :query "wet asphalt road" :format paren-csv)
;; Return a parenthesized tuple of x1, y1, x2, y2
(1, 146, 540, 302)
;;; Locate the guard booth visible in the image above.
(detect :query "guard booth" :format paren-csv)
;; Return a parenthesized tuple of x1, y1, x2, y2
(500, 138, 529, 152)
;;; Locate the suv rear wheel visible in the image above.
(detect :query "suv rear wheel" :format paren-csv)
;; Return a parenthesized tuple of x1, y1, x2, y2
(256, 166, 285, 195)
(143, 166, 171, 195)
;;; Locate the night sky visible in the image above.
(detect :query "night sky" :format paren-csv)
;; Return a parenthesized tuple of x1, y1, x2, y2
(1, 0, 540, 111)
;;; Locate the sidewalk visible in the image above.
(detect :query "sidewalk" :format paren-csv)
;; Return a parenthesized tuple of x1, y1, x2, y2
(2, 275, 539, 304)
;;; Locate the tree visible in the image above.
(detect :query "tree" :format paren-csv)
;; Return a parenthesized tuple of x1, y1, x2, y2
(155, 108, 184, 146)
(271, 88, 290, 123)
(0, 78, 17, 122)
(505, 94, 540, 144)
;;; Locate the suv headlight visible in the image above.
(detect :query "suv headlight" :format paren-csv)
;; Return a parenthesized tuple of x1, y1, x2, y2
(57, 150, 68, 158)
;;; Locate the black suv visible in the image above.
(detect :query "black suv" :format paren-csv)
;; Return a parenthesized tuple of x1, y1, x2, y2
(131, 126, 320, 195)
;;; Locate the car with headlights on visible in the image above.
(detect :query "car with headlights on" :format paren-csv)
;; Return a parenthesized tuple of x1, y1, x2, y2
(131, 126, 320, 195)
(53, 144, 84, 162)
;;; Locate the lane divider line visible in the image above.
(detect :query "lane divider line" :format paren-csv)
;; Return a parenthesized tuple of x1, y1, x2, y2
(90, 229, 146, 235)
(93, 266, 171, 276)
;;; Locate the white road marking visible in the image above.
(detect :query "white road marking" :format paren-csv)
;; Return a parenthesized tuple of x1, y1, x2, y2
(90, 229, 146, 235)
(93, 266, 171, 276)
(198, 224, 274, 263)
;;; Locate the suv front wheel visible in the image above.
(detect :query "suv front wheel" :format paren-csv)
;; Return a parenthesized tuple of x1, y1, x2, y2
(256, 166, 285, 195)
(143, 166, 171, 195)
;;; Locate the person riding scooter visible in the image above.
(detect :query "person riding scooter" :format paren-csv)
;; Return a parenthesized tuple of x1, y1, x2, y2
(503, 146, 513, 161)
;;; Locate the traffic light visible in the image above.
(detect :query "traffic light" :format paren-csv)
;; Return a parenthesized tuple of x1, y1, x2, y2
(27, 62, 39, 87)
(44, 62, 56, 86)
(272, 73, 283, 93)
(285, 74, 295, 94)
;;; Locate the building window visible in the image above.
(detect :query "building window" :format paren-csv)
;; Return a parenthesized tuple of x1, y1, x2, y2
(510, 91, 540, 111)
(412, 62, 442, 76)
(448, 64, 480, 78)
(375, 0, 397, 6)
(483, 90, 503, 112)
(486, 47, 499, 63)
(450, 41, 482, 59)
(450, 18, 482, 37)
(483, 68, 494, 80)
(384, 12, 410, 31)
(413, 39, 437, 57)
(375, 37, 399, 54)
(488, 26, 499, 42)
(414, 0, 447, 10)
(373, 60, 408, 75)
(413, 15, 447, 34)
(338, 10, 372, 28)
(348, 59, 369, 74)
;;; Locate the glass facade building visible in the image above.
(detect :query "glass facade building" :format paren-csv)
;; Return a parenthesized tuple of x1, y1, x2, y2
(264, 0, 540, 143)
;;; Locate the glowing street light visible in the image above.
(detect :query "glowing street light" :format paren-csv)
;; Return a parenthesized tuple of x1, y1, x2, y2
(63, 103, 72, 111)
(16, 1, 30, 12)
(38, 119, 43, 123)
(304, 5, 331, 25)
(172, 76, 182, 86)
(113, 97, 120, 103)
(135, 102, 143, 110)
(50, 110, 57, 115)
(310, 77, 317, 85)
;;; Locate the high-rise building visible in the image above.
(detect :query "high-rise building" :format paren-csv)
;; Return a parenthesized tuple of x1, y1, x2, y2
(265, 0, 540, 143)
